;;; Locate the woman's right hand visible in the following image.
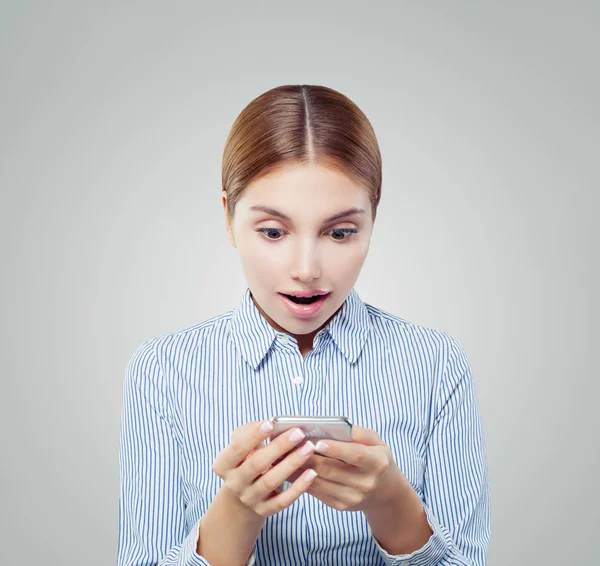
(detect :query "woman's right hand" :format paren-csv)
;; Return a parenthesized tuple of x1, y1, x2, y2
(212, 420, 318, 518)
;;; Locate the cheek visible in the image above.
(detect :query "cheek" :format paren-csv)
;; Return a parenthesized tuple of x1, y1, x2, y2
(238, 240, 286, 276)
(325, 245, 369, 275)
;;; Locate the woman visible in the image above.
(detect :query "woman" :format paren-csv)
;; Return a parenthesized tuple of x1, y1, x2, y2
(117, 84, 490, 566)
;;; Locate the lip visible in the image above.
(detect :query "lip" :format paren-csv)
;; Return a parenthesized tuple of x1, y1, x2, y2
(279, 292, 330, 318)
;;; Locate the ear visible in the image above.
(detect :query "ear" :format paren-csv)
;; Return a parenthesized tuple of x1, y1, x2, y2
(222, 191, 237, 248)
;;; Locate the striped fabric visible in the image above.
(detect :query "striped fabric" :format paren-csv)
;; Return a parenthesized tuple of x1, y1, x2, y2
(117, 287, 490, 565)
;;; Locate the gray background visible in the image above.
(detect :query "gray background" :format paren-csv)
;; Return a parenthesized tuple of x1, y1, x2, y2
(1, 1, 597, 564)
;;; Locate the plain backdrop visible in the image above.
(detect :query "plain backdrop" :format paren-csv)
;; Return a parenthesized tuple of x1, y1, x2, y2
(1, 1, 597, 564)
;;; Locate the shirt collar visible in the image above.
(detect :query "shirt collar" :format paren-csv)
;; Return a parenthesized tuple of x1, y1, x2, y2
(228, 287, 372, 370)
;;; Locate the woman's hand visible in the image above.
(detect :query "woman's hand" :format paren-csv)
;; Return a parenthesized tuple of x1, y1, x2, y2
(212, 420, 319, 518)
(286, 424, 409, 513)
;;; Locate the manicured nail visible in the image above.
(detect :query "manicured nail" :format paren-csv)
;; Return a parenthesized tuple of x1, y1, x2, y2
(289, 428, 305, 442)
(303, 469, 318, 482)
(260, 420, 274, 434)
(299, 441, 315, 456)
(314, 441, 330, 453)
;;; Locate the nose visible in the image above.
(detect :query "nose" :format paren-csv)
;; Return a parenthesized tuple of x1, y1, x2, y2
(289, 238, 321, 282)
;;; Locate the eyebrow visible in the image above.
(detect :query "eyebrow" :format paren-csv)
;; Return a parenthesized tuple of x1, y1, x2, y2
(249, 205, 366, 223)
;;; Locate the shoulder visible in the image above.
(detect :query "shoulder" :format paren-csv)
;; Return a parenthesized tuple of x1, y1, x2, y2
(363, 300, 474, 409)
(364, 300, 462, 361)
(125, 309, 235, 381)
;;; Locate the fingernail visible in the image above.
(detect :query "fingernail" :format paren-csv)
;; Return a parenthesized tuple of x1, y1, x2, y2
(304, 469, 318, 482)
(314, 441, 330, 453)
(299, 441, 315, 456)
(260, 420, 274, 434)
(289, 428, 305, 442)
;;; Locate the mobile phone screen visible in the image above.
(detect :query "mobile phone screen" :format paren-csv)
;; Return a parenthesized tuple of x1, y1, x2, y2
(270, 416, 353, 442)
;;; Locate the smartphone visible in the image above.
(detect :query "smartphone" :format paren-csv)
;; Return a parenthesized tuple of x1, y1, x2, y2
(269, 416, 353, 442)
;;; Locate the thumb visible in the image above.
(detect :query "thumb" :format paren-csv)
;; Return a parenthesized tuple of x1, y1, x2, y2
(351, 424, 385, 446)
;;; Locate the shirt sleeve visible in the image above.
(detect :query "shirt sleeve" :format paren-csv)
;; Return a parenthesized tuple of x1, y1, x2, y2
(373, 335, 491, 566)
(116, 339, 214, 565)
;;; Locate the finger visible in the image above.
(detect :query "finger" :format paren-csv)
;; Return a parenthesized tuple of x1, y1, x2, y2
(351, 424, 385, 447)
(281, 453, 329, 483)
(306, 484, 348, 510)
(289, 455, 373, 492)
(285, 452, 342, 478)
(213, 420, 274, 475)
(255, 467, 319, 517)
(311, 426, 385, 469)
(244, 440, 316, 507)
(307, 474, 363, 501)
(237, 428, 309, 484)
(286, 467, 307, 483)
(307, 490, 343, 509)
(312, 438, 373, 469)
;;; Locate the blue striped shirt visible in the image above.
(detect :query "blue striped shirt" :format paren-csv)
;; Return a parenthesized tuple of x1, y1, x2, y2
(117, 287, 490, 565)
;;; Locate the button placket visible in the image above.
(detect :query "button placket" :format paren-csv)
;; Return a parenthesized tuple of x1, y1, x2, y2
(301, 337, 327, 414)
(273, 335, 304, 414)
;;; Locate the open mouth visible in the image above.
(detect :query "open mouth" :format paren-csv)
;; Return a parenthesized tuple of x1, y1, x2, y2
(283, 293, 328, 305)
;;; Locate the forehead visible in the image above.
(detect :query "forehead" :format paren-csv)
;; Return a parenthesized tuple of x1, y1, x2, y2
(239, 163, 370, 209)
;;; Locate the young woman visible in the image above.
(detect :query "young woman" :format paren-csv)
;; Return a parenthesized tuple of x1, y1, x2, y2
(117, 84, 490, 566)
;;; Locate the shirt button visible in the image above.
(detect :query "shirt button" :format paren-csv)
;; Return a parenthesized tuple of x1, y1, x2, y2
(280, 335, 290, 345)
(292, 375, 303, 385)
(399, 562, 411, 566)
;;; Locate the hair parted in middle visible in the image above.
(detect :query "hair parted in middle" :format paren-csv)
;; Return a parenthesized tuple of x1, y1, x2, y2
(222, 84, 382, 222)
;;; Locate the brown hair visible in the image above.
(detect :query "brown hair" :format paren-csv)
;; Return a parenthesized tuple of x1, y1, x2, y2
(222, 84, 382, 222)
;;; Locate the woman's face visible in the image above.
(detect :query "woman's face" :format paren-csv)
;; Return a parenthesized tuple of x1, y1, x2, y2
(222, 162, 374, 339)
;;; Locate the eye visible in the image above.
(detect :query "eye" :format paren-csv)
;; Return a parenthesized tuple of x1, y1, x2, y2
(256, 227, 286, 241)
(328, 228, 357, 242)
(256, 227, 358, 242)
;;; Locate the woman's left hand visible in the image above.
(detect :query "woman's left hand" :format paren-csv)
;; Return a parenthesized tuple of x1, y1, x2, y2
(287, 424, 410, 513)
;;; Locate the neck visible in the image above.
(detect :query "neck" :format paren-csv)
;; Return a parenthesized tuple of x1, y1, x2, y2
(249, 291, 338, 355)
